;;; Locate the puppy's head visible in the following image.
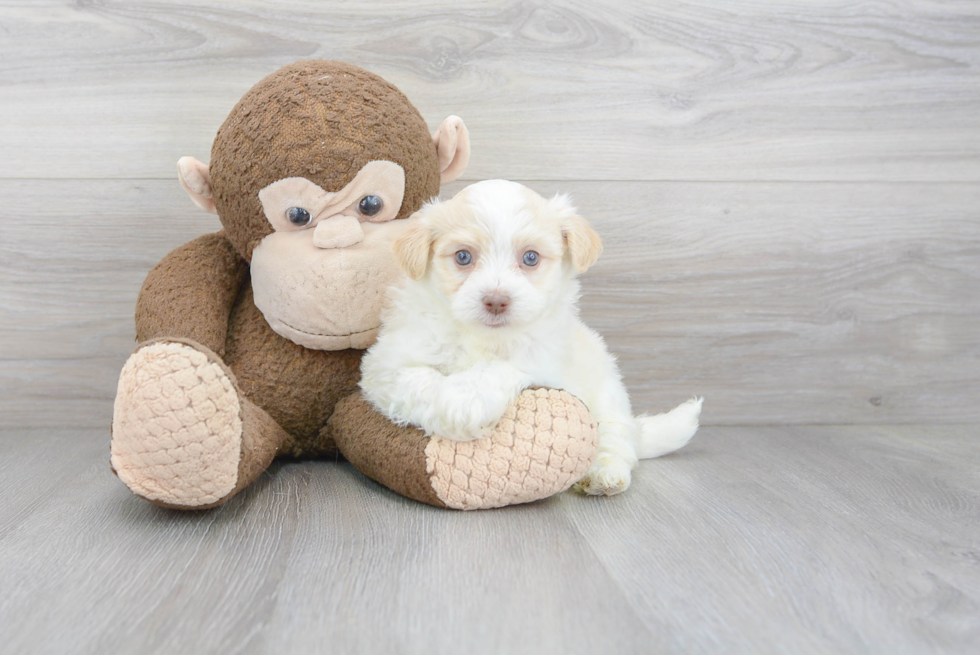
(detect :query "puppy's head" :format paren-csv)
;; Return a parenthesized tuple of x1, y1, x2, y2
(393, 180, 602, 330)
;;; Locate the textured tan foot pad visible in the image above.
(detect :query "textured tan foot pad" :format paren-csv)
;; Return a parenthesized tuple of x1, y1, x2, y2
(111, 342, 242, 507)
(425, 389, 599, 510)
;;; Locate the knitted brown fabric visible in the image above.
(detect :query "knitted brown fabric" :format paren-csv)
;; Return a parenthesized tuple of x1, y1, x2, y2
(329, 390, 600, 510)
(234, 394, 291, 495)
(135, 232, 247, 357)
(131, 61, 443, 460)
(111, 337, 289, 510)
(329, 393, 446, 508)
(135, 250, 361, 457)
(209, 60, 442, 262)
(222, 283, 363, 455)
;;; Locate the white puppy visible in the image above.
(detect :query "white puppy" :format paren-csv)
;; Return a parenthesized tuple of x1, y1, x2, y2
(359, 180, 702, 495)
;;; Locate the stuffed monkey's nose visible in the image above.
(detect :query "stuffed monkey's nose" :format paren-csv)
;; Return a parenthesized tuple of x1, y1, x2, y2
(482, 292, 510, 315)
(313, 215, 364, 249)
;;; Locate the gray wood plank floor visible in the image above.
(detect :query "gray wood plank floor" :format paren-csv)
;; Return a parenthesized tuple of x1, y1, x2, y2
(1, 425, 977, 654)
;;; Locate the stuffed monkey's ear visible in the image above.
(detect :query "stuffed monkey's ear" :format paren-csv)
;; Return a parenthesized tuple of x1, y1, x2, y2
(393, 219, 433, 281)
(553, 195, 602, 273)
(177, 156, 217, 214)
(432, 116, 470, 185)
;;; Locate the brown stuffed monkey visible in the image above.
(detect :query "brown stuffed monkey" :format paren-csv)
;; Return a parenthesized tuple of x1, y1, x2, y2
(110, 60, 598, 511)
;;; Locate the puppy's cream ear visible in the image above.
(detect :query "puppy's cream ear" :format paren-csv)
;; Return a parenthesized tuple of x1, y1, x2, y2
(552, 194, 602, 272)
(393, 219, 433, 280)
(563, 214, 602, 272)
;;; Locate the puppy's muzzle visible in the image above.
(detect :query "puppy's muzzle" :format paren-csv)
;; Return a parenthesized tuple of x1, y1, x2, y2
(482, 292, 510, 316)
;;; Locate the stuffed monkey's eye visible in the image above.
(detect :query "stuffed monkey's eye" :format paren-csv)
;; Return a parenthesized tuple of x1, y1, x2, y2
(455, 250, 473, 266)
(286, 207, 312, 227)
(522, 251, 540, 267)
(358, 195, 383, 217)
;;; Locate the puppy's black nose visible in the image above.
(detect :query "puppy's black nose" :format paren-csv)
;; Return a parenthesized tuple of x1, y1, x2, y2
(483, 292, 510, 316)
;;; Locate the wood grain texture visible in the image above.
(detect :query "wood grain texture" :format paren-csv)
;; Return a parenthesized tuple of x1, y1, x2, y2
(1, 425, 977, 654)
(0, 1, 978, 181)
(564, 423, 980, 654)
(2, 179, 977, 427)
(2, 3, 978, 654)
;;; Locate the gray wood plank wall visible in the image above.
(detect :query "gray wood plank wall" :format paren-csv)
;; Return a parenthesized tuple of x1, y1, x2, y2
(1, 0, 978, 427)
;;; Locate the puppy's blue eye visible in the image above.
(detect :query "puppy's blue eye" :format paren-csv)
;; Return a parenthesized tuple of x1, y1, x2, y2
(287, 207, 311, 226)
(455, 250, 473, 266)
(522, 251, 539, 267)
(358, 195, 383, 217)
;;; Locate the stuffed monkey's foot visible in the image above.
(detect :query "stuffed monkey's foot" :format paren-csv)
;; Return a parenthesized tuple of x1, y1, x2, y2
(110, 340, 284, 509)
(331, 388, 599, 510)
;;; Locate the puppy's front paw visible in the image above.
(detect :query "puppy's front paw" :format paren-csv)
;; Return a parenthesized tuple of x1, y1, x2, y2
(426, 394, 504, 442)
(574, 455, 633, 496)
(441, 415, 494, 442)
(433, 383, 520, 441)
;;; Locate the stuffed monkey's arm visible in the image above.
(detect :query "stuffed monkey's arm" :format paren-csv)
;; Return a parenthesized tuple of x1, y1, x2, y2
(360, 361, 531, 441)
(135, 231, 247, 357)
(330, 388, 599, 510)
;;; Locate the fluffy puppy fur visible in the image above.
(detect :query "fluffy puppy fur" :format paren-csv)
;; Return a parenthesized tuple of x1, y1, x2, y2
(359, 180, 702, 495)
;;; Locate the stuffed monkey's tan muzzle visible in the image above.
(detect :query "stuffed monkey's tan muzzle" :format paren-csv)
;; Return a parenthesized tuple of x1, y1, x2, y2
(313, 215, 364, 249)
(250, 220, 412, 351)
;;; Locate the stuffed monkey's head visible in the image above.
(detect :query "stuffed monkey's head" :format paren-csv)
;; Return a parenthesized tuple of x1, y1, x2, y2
(177, 60, 469, 350)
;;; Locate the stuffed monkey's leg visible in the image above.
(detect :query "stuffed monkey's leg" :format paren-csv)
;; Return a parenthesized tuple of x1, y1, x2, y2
(329, 390, 599, 510)
(111, 339, 287, 509)
(111, 231, 272, 508)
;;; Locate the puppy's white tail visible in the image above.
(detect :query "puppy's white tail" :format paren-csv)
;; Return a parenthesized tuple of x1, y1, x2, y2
(636, 397, 703, 459)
